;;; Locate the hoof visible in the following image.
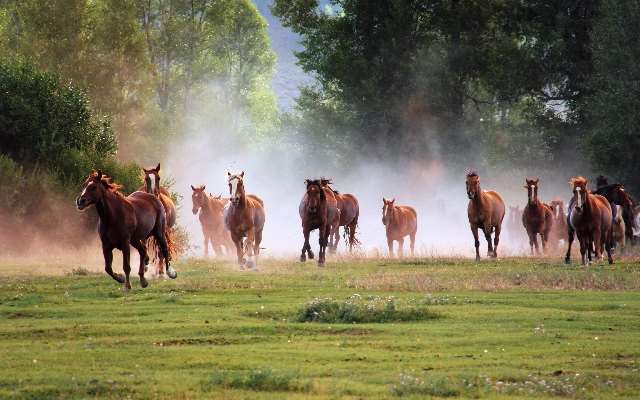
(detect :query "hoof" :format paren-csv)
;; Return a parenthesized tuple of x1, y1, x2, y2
(123, 283, 131, 292)
(317, 260, 325, 268)
(308, 252, 315, 260)
(300, 255, 306, 263)
(475, 256, 481, 262)
(115, 273, 126, 283)
(246, 260, 255, 270)
(140, 277, 149, 288)
(166, 266, 177, 279)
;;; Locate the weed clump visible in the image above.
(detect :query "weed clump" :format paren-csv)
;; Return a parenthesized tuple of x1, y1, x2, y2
(202, 369, 309, 392)
(391, 374, 460, 397)
(296, 294, 441, 323)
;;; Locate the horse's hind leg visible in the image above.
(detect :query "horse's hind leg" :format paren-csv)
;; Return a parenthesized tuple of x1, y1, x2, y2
(409, 232, 416, 257)
(483, 229, 494, 258)
(122, 245, 132, 291)
(154, 226, 176, 279)
(564, 227, 575, 264)
(253, 229, 263, 270)
(131, 239, 149, 288)
(398, 238, 405, 258)
(493, 224, 501, 258)
(102, 244, 124, 284)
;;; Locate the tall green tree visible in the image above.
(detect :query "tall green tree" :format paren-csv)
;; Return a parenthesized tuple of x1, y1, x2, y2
(586, 0, 640, 193)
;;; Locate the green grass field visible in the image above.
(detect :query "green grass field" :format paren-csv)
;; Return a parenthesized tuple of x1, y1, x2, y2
(1, 257, 639, 399)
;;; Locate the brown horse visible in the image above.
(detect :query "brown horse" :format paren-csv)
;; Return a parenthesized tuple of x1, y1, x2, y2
(76, 170, 176, 290)
(612, 205, 626, 253)
(382, 198, 417, 257)
(565, 177, 613, 265)
(224, 172, 265, 270)
(141, 163, 176, 276)
(299, 179, 339, 266)
(521, 178, 554, 255)
(548, 199, 568, 251)
(466, 171, 505, 260)
(191, 185, 233, 257)
(320, 180, 359, 252)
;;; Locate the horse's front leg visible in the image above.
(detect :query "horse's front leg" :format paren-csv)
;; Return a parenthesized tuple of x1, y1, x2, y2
(318, 225, 327, 267)
(470, 225, 480, 261)
(483, 228, 494, 258)
(131, 239, 149, 288)
(231, 233, 245, 269)
(203, 233, 210, 257)
(245, 228, 257, 270)
(102, 244, 124, 284)
(565, 227, 575, 264)
(122, 244, 132, 291)
(301, 227, 310, 262)
(387, 236, 394, 258)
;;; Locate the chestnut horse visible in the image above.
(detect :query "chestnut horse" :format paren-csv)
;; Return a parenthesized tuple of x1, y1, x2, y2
(565, 177, 613, 265)
(76, 170, 176, 290)
(141, 163, 176, 276)
(299, 179, 339, 266)
(224, 172, 265, 270)
(466, 171, 505, 260)
(191, 185, 233, 256)
(382, 198, 417, 257)
(548, 200, 568, 250)
(321, 180, 359, 252)
(521, 178, 554, 255)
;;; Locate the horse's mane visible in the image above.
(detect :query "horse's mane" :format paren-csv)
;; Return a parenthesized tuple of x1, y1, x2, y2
(319, 178, 339, 194)
(465, 169, 478, 178)
(569, 176, 587, 187)
(88, 171, 125, 197)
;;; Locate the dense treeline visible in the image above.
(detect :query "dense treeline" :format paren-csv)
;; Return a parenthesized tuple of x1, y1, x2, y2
(273, 0, 638, 193)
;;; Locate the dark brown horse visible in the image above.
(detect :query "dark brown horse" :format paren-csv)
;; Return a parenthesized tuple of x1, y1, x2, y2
(298, 179, 340, 267)
(224, 172, 265, 270)
(320, 180, 359, 252)
(382, 198, 417, 257)
(521, 178, 554, 255)
(466, 171, 505, 260)
(565, 177, 613, 265)
(191, 185, 233, 257)
(141, 163, 176, 276)
(593, 183, 636, 245)
(548, 199, 568, 251)
(299, 179, 339, 266)
(76, 170, 176, 290)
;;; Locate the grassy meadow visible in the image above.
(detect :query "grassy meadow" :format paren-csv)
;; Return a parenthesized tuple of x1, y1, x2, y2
(0, 257, 639, 399)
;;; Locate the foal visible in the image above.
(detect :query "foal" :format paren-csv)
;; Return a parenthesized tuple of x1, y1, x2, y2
(466, 171, 505, 260)
(382, 198, 417, 257)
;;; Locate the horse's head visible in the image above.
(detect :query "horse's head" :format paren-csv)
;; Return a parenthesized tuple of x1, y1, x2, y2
(524, 178, 539, 205)
(305, 179, 324, 214)
(382, 197, 395, 226)
(190, 184, 207, 215)
(76, 170, 121, 211)
(143, 163, 161, 195)
(570, 176, 588, 211)
(465, 171, 480, 200)
(227, 171, 245, 205)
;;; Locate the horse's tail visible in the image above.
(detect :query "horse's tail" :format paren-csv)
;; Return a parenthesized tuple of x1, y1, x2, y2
(147, 226, 176, 262)
(343, 213, 361, 248)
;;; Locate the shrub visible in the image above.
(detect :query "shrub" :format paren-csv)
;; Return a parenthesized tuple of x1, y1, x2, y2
(295, 294, 441, 323)
(391, 374, 460, 397)
(202, 369, 309, 392)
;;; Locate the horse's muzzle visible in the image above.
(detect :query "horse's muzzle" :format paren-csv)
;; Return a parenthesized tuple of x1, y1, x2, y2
(76, 197, 88, 211)
(192, 207, 199, 215)
(467, 191, 475, 200)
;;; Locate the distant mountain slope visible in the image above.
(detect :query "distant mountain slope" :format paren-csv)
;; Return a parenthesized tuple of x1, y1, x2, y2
(252, 0, 315, 110)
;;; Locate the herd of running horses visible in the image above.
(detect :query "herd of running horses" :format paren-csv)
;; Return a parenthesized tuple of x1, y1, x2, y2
(74, 165, 638, 290)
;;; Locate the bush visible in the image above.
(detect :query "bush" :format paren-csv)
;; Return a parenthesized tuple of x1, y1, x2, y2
(295, 294, 441, 324)
(391, 374, 460, 397)
(0, 59, 117, 185)
(202, 369, 309, 392)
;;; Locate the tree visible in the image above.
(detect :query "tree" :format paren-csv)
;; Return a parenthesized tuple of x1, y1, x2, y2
(585, 0, 640, 194)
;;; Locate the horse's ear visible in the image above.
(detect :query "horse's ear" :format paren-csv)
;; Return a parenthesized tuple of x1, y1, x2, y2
(383, 197, 387, 203)
(227, 171, 231, 176)
(155, 162, 161, 172)
(201, 185, 206, 191)
(191, 185, 196, 191)
(391, 198, 395, 204)
(240, 171, 244, 178)
(534, 178, 539, 184)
